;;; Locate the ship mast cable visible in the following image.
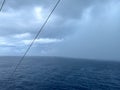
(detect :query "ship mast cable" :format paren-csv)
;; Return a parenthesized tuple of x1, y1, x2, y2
(0, 0, 6, 12)
(7, 0, 61, 83)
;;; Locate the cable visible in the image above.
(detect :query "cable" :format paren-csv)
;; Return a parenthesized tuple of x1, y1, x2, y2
(7, 0, 61, 85)
(0, 0, 6, 12)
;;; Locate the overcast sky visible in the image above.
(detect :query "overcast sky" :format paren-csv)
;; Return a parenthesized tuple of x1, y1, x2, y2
(0, 0, 120, 60)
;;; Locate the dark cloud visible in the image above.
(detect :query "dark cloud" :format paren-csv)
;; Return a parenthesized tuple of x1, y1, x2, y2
(0, 0, 120, 60)
(54, 0, 112, 19)
(47, 0, 120, 60)
(4, 0, 54, 10)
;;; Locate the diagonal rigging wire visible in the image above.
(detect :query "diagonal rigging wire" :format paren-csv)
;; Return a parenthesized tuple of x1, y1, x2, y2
(0, 0, 6, 12)
(8, 0, 61, 81)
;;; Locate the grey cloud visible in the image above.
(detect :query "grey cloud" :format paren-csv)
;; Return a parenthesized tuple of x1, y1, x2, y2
(54, 0, 112, 19)
(0, 0, 120, 60)
(45, 0, 120, 60)
(4, 0, 55, 10)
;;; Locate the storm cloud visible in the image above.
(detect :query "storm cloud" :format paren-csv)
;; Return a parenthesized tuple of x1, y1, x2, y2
(0, 0, 120, 60)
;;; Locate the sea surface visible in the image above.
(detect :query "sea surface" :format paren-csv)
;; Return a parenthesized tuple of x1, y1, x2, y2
(0, 56, 120, 90)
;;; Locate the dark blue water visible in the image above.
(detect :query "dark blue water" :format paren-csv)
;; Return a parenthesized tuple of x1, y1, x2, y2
(0, 57, 120, 90)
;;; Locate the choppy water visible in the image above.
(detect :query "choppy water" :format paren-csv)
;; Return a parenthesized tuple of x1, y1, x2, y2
(0, 56, 120, 90)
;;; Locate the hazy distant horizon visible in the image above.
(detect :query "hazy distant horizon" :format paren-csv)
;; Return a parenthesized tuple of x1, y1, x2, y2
(0, 55, 119, 62)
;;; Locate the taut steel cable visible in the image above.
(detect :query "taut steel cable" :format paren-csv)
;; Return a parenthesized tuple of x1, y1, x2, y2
(0, 0, 6, 12)
(7, 0, 61, 86)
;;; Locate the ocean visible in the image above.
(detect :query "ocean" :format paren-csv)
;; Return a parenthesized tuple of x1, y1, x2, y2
(0, 56, 120, 90)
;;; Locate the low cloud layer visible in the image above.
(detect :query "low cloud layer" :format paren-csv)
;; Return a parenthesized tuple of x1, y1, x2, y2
(0, 0, 120, 60)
